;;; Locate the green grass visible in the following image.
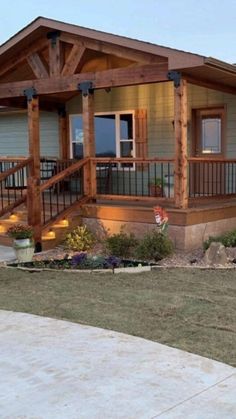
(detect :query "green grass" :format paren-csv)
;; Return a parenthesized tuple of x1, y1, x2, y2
(0, 267, 236, 367)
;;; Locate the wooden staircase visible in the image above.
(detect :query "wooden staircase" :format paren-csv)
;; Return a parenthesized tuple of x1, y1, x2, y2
(0, 203, 82, 250)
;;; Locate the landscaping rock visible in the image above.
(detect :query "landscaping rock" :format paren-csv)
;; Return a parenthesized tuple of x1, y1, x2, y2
(204, 242, 228, 266)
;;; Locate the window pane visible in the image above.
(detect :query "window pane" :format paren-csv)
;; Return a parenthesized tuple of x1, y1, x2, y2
(72, 142, 83, 159)
(71, 115, 83, 143)
(120, 141, 133, 157)
(95, 115, 116, 157)
(202, 117, 221, 154)
(120, 114, 133, 139)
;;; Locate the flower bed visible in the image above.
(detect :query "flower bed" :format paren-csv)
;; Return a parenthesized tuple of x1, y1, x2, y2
(8, 253, 155, 271)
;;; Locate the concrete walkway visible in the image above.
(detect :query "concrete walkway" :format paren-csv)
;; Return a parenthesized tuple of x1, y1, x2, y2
(0, 245, 15, 262)
(0, 311, 235, 419)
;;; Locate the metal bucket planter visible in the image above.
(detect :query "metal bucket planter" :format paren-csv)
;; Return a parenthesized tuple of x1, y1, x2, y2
(13, 239, 34, 263)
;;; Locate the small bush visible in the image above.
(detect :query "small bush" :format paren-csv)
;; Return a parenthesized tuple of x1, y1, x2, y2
(106, 229, 138, 258)
(135, 230, 173, 261)
(65, 225, 94, 251)
(203, 230, 236, 250)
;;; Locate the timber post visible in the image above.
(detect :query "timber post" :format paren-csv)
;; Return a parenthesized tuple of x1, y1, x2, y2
(58, 107, 68, 159)
(78, 82, 96, 197)
(24, 88, 42, 251)
(169, 72, 188, 209)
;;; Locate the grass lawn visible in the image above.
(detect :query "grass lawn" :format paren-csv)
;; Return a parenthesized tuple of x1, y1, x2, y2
(0, 267, 235, 367)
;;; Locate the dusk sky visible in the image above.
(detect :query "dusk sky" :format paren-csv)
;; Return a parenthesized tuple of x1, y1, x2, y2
(1, 0, 236, 64)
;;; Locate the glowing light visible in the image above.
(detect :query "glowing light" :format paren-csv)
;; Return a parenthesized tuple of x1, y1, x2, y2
(9, 213, 18, 222)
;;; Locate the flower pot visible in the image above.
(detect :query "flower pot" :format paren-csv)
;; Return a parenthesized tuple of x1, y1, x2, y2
(13, 239, 34, 263)
(149, 185, 163, 197)
(14, 238, 31, 247)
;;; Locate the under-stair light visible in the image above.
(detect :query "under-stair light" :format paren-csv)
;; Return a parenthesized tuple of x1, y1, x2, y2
(48, 229, 56, 239)
(61, 217, 69, 227)
(9, 213, 18, 222)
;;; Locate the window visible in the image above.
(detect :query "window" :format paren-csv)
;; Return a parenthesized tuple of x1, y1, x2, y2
(193, 107, 225, 156)
(70, 111, 135, 162)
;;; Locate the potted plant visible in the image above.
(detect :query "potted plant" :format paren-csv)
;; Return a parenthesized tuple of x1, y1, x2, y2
(148, 178, 165, 197)
(7, 223, 34, 262)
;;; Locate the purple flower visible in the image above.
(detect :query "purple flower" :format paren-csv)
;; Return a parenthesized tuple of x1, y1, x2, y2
(104, 256, 121, 269)
(71, 252, 87, 267)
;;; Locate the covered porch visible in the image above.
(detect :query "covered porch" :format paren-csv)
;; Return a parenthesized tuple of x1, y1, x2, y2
(1, 17, 236, 249)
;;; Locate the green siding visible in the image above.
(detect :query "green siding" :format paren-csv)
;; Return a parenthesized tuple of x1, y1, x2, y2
(0, 111, 59, 157)
(67, 82, 236, 159)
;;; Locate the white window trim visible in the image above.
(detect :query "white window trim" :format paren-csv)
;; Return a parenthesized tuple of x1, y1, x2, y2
(69, 111, 136, 162)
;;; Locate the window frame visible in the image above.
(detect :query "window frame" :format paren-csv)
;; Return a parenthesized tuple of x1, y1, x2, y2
(192, 106, 226, 158)
(69, 111, 136, 164)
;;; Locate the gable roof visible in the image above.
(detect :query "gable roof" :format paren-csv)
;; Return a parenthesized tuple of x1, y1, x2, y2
(1, 17, 236, 95)
(0, 16, 205, 70)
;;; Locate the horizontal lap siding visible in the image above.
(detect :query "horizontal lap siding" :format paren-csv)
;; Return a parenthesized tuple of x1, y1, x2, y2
(188, 84, 236, 158)
(67, 83, 175, 159)
(67, 82, 236, 159)
(0, 112, 59, 157)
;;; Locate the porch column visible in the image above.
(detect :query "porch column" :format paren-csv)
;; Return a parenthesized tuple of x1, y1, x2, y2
(79, 82, 96, 197)
(24, 89, 42, 251)
(58, 107, 69, 159)
(171, 73, 188, 209)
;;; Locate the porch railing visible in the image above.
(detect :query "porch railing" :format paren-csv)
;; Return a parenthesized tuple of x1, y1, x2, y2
(92, 158, 175, 199)
(40, 158, 89, 225)
(0, 157, 32, 217)
(188, 158, 236, 198)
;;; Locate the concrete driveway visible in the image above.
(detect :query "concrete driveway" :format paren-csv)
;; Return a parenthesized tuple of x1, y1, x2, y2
(0, 310, 235, 419)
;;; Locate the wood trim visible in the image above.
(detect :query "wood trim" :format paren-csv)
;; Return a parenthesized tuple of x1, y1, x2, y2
(0, 62, 168, 98)
(192, 105, 226, 158)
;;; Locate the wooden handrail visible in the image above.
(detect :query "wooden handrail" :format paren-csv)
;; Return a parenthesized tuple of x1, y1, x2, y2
(188, 157, 236, 163)
(0, 157, 29, 162)
(0, 157, 33, 182)
(91, 157, 175, 163)
(40, 157, 89, 192)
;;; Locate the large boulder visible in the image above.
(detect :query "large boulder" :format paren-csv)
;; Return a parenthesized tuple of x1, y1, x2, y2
(204, 242, 228, 266)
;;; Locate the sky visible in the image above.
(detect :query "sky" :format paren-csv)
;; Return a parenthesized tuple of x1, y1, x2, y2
(1, 0, 236, 64)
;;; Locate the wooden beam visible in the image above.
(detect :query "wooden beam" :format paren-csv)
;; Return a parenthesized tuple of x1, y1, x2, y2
(49, 36, 61, 77)
(58, 109, 69, 159)
(0, 39, 48, 79)
(174, 78, 188, 209)
(0, 62, 168, 98)
(27, 52, 49, 79)
(185, 74, 236, 96)
(82, 91, 95, 196)
(60, 33, 166, 65)
(26, 96, 42, 249)
(61, 45, 86, 76)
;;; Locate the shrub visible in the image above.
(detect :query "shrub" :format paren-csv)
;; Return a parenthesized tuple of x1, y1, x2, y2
(106, 229, 138, 258)
(135, 230, 173, 261)
(65, 225, 94, 251)
(203, 230, 236, 250)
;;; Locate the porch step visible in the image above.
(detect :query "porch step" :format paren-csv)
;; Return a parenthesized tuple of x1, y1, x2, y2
(0, 208, 82, 252)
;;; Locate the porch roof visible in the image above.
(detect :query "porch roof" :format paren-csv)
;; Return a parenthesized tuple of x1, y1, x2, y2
(1, 16, 236, 104)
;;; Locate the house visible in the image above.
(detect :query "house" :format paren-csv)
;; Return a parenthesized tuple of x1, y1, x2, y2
(1, 16, 236, 251)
